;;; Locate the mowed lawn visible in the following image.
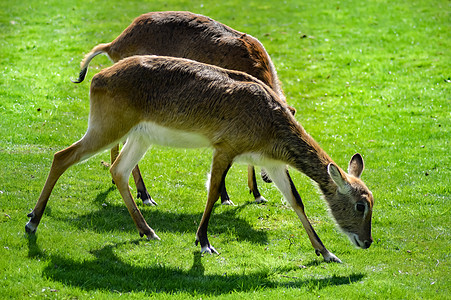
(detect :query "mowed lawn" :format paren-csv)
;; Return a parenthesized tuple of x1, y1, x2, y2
(0, 0, 449, 299)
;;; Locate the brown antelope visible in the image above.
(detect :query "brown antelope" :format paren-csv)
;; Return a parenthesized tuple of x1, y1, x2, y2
(27, 56, 374, 263)
(73, 11, 294, 206)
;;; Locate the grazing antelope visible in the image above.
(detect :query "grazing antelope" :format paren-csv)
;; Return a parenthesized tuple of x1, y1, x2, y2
(74, 11, 294, 206)
(27, 56, 374, 263)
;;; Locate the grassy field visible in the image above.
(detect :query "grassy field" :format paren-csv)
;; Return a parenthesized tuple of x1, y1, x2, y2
(1, 0, 449, 298)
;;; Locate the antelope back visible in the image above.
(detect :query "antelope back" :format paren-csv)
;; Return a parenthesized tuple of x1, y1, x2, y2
(106, 11, 284, 101)
(89, 55, 291, 154)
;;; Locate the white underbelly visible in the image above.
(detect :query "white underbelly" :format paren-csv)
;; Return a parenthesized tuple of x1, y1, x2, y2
(131, 122, 211, 148)
(234, 152, 284, 168)
(129, 122, 285, 169)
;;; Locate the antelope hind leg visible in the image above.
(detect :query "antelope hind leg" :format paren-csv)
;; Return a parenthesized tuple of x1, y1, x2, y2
(26, 145, 81, 233)
(26, 133, 115, 234)
(112, 143, 156, 206)
(110, 134, 159, 240)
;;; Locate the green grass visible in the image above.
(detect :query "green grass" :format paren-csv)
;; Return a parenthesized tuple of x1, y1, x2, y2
(1, 0, 449, 298)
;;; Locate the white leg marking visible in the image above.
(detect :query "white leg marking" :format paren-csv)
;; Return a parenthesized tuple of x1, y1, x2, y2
(201, 245, 218, 255)
(113, 132, 151, 180)
(264, 165, 294, 205)
(221, 200, 235, 206)
(323, 251, 342, 263)
(254, 195, 267, 203)
(142, 199, 154, 206)
(25, 221, 37, 233)
(205, 172, 211, 191)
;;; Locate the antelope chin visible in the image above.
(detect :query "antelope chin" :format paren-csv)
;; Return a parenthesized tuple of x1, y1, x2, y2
(345, 232, 364, 248)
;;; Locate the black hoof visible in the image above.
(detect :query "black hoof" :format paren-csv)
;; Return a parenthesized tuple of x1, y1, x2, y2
(25, 224, 36, 234)
(137, 192, 157, 206)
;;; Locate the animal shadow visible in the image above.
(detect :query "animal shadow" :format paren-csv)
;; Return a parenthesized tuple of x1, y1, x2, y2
(55, 186, 269, 246)
(33, 240, 365, 295)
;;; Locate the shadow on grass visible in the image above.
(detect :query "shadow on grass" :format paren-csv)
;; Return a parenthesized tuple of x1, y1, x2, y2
(28, 239, 365, 296)
(26, 233, 43, 259)
(55, 186, 269, 246)
(26, 187, 366, 296)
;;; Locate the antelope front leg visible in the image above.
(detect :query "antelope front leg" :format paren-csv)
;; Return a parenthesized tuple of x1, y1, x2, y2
(196, 151, 232, 254)
(265, 166, 342, 263)
(112, 173, 159, 240)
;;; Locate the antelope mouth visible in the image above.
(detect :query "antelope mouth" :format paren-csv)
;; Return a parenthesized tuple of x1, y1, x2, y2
(353, 236, 363, 248)
(346, 232, 365, 248)
(351, 235, 372, 249)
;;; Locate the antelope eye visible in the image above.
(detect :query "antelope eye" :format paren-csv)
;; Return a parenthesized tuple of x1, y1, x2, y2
(356, 203, 366, 212)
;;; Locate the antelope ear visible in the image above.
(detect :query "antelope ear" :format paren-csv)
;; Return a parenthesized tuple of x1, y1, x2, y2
(328, 163, 349, 193)
(348, 153, 364, 178)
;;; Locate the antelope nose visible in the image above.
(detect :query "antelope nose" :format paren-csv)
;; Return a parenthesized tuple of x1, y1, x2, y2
(364, 239, 373, 249)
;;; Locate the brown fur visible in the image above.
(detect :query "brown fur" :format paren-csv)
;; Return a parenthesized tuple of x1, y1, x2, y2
(74, 11, 294, 205)
(28, 56, 374, 262)
(76, 11, 284, 102)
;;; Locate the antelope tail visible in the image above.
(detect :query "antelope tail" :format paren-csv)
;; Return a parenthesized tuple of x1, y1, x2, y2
(72, 43, 110, 83)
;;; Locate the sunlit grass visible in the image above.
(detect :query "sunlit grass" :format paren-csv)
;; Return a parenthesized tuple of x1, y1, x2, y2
(0, 0, 449, 298)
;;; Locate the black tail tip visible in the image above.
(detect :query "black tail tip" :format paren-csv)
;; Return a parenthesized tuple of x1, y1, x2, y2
(71, 68, 88, 84)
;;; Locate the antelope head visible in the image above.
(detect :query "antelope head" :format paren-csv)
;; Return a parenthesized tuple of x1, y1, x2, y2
(327, 153, 374, 249)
